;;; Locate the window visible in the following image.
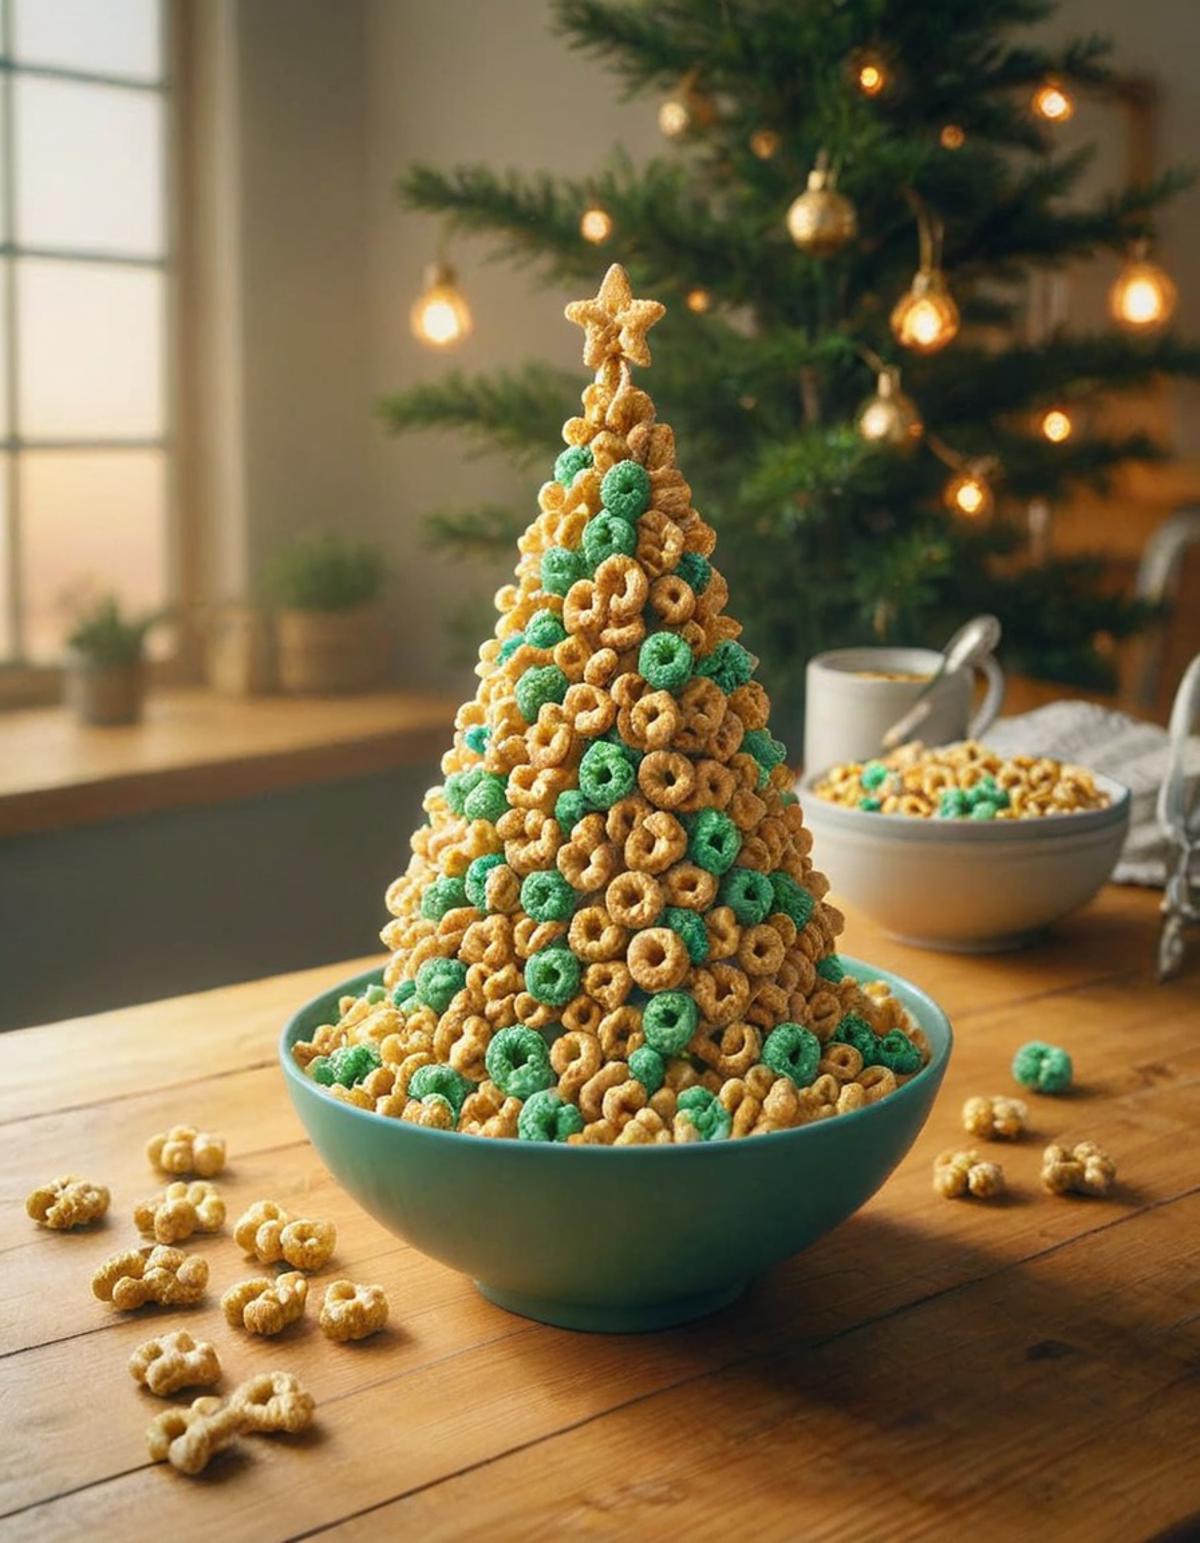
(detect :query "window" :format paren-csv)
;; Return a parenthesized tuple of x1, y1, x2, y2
(0, 0, 172, 669)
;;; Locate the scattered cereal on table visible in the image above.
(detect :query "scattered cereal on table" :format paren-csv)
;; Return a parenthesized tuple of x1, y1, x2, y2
(26, 1175, 110, 1230)
(146, 1396, 243, 1475)
(145, 1125, 227, 1178)
(962, 1094, 1028, 1140)
(221, 1271, 308, 1335)
(232, 1201, 336, 1270)
(129, 1330, 221, 1396)
(133, 1181, 225, 1244)
(1041, 1141, 1116, 1197)
(933, 1149, 1005, 1200)
(230, 1371, 316, 1434)
(319, 1280, 390, 1342)
(1012, 1040, 1073, 1094)
(92, 1244, 208, 1310)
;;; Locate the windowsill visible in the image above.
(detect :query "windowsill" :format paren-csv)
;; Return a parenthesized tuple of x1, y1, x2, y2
(0, 686, 457, 838)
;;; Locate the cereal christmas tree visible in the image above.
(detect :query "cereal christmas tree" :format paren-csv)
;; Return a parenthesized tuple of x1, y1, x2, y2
(295, 267, 928, 1143)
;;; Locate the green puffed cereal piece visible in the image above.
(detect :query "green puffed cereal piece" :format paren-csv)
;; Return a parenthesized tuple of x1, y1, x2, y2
(875, 1029, 923, 1075)
(517, 1088, 584, 1142)
(540, 546, 586, 597)
(578, 740, 636, 809)
(742, 729, 787, 773)
(627, 1045, 665, 1094)
(524, 608, 567, 650)
(554, 788, 592, 831)
(524, 946, 581, 1007)
(515, 663, 569, 723)
(442, 767, 483, 815)
(663, 905, 709, 965)
(762, 1024, 822, 1087)
(718, 867, 775, 926)
(414, 957, 468, 1013)
(520, 868, 576, 923)
(364, 983, 387, 1005)
(463, 772, 509, 823)
(860, 760, 888, 792)
(555, 445, 593, 486)
(816, 954, 845, 984)
(322, 1042, 381, 1088)
(600, 458, 651, 520)
(969, 799, 998, 820)
(938, 788, 970, 818)
(676, 1086, 731, 1142)
(676, 551, 710, 594)
(391, 980, 416, 1008)
(642, 991, 698, 1056)
(464, 724, 489, 754)
(498, 634, 524, 663)
(601, 726, 643, 767)
(486, 1026, 554, 1099)
(1012, 1040, 1073, 1094)
(465, 852, 507, 910)
(694, 639, 755, 694)
(770, 871, 814, 927)
(859, 796, 883, 812)
(419, 875, 468, 921)
(687, 808, 742, 876)
(831, 1012, 879, 1061)
(582, 512, 638, 568)
(407, 1063, 474, 1115)
(310, 1056, 335, 1086)
(638, 631, 693, 692)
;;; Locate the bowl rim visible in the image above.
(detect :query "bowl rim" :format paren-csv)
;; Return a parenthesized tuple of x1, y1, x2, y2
(279, 953, 952, 1155)
(800, 768, 1131, 842)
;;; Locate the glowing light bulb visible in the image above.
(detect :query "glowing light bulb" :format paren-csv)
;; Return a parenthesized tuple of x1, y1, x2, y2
(944, 464, 994, 518)
(890, 269, 960, 354)
(685, 287, 712, 314)
(858, 61, 886, 96)
(1039, 407, 1073, 443)
(750, 128, 780, 160)
(1032, 79, 1074, 123)
(940, 124, 966, 150)
(855, 369, 923, 450)
(658, 97, 690, 138)
(410, 262, 472, 349)
(1109, 251, 1177, 332)
(580, 205, 614, 244)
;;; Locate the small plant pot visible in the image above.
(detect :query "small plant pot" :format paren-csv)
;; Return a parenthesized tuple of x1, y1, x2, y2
(206, 604, 275, 696)
(276, 608, 388, 695)
(63, 649, 146, 726)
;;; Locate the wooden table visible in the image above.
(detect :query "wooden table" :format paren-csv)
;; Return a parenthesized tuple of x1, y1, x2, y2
(4, 885, 1198, 1541)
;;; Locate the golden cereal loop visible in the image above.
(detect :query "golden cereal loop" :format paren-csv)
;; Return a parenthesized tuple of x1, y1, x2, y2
(221, 1271, 308, 1335)
(627, 927, 690, 992)
(606, 870, 664, 929)
(231, 1371, 317, 1433)
(933, 1149, 1005, 1200)
(583, 958, 632, 1009)
(133, 1181, 225, 1245)
(629, 688, 681, 749)
(93, 1244, 209, 1310)
(319, 1280, 390, 1342)
(625, 809, 688, 874)
(638, 749, 695, 810)
(279, 1217, 337, 1272)
(962, 1095, 1028, 1141)
(146, 1396, 244, 1475)
(234, 1199, 289, 1262)
(145, 1124, 226, 1178)
(661, 861, 717, 912)
(1041, 1140, 1116, 1197)
(129, 1330, 221, 1397)
(26, 1174, 109, 1230)
(568, 904, 628, 963)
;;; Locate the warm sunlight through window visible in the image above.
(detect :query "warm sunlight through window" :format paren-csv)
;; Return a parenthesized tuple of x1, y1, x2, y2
(0, 0, 171, 666)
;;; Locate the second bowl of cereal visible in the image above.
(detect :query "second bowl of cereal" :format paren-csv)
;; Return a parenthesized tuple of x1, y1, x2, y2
(804, 742, 1130, 951)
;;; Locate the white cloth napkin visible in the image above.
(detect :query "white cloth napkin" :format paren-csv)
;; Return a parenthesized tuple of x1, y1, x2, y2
(986, 701, 1200, 887)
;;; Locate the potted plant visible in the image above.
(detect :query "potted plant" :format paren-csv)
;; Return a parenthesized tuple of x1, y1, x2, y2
(63, 592, 161, 726)
(266, 533, 389, 694)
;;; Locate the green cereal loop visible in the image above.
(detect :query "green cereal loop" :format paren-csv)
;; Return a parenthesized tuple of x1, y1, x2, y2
(875, 1029, 923, 1076)
(583, 512, 638, 568)
(600, 458, 651, 521)
(762, 1023, 821, 1087)
(601, 726, 643, 767)
(628, 1045, 665, 1094)
(578, 740, 636, 809)
(391, 980, 416, 1008)
(676, 1086, 731, 1141)
(718, 868, 775, 926)
(687, 808, 742, 876)
(859, 796, 882, 812)
(663, 905, 709, 965)
(742, 729, 787, 774)
(638, 631, 693, 692)
(486, 1026, 555, 1099)
(938, 788, 970, 818)
(407, 1063, 474, 1116)
(524, 608, 567, 650)
(364, 983, 387, 1005)
(781, 790, 798, 806)
(464, 724, 489, 754)
(540, 546, 586, 597)
(832, 1012, 879, 1062)
(518, 1088, 585, 1142)
(969, 800, 998, 820)
(694, 639, 755, 694)
(860, 760, 888, 792)
(770, 872, 814, 927)
(317, 1042, 381, 1088)
(498, 634, 524, 663)
(520, 868, 576, 923)
(554, 788, 592, 831)
(419, 875, 468, 921)
(515, 663, 569, 724)
(414, 957, 468, 1013)
(554, 445, 593, 486)
(443, 767, 483, 815)
(676, 551, 711, 594)
(816, 954, 845, 984)
(1012, 1040, 1073, 1094)
(642, 991, 698, 1056)
(465, 852, 507, 909)
(463, 772, 509, 824)
(524, 946, 581, 1007)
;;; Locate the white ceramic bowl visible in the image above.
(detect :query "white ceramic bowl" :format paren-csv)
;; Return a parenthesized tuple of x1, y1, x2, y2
(801, 771, 1131, 952)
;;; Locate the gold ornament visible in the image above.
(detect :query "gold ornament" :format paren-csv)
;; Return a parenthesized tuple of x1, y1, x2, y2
(580, 205, 614, 245)
(856, 368, 923, 450)
(785, 153, 857, 257)
(1032, 78, 1074, 123)
(944, 461, 994, 519)
(658, 73, 716, 140)
(410, 261, 472, 349)
(749, 128, 780, 160)
(1038, 406, 1073, 444)
(685, 287, 712, 314)
(1109, 242, 1177, 333)
(564, 263, 665, 370)
(891, 268, 959, 353)
(940, 124, 966, 150)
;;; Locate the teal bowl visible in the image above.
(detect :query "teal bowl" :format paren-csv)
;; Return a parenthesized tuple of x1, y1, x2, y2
(280, 957, 951, 1332)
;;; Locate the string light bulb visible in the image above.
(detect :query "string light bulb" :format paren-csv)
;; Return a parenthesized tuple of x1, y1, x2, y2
(580, 205, 614, 244)
(1032, 77, 1075, 123)
(749, 128, 780, 160)
(1038, 406, 1074, 444)
(785, 151, 857, 257)
(410, 260, 472, 349)
(1109, 242, 1177, 333)
(856, 367, 923, 451)
(685, 287, 712, 314)
(940, 124, 966, 150)
(890, 209, 959, 354)
(944, 461, 995, 519)
(853, 52, 888, 97)
(658, 73, 716, 140)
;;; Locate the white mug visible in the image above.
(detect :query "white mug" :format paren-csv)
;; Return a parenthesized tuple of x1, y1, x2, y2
(803, 646, 1005, 775)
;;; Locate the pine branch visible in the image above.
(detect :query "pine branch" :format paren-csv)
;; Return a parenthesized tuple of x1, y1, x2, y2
(424, 503, 524, 558)
(377, 364, 574, 467)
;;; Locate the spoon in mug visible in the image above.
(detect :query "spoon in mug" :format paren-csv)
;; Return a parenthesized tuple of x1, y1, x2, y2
(880, 614, 1002, 751)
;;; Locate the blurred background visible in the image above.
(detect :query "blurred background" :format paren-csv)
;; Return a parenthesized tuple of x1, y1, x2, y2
(2, 0, 1198, 1030)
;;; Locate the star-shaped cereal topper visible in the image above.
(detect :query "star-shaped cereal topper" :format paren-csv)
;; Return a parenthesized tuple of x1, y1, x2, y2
(565, 264, 666, 372)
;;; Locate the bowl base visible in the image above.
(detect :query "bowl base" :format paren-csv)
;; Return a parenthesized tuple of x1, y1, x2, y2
(885, 925, 1048, 953)
(475, 1279, 745, 1333)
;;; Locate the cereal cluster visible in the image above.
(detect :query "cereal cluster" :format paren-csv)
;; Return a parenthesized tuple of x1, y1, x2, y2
(933, 1149, 1006, 1199)
(295, 266, 929, 1143)
(1041, 1140, 1116, 1196)
(146, 1372, 315, 1476)
(813, 741, 1110, 821)
(26, 1174, 110, 1230)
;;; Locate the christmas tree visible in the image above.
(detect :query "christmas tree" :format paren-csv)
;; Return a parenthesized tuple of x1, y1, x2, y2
(382, 0, 1200, 737)
(296, 265, 928, 1144)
